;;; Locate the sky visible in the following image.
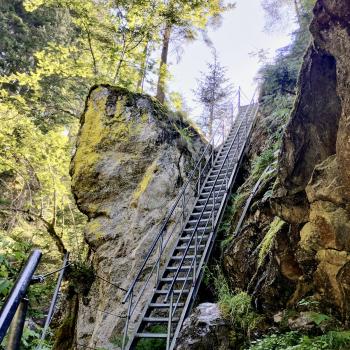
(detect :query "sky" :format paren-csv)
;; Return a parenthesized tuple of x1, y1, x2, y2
(168, 0, 297, 115)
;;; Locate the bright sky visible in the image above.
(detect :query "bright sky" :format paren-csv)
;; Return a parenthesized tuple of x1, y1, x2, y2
(168, 0, 297, 114)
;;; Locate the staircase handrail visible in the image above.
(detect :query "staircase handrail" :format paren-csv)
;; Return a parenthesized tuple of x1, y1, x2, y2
(122, 92, 240, 303)
(164, 89, 258, 302)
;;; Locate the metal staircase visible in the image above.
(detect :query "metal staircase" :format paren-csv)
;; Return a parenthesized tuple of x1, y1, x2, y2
(121, 94, 259, 350)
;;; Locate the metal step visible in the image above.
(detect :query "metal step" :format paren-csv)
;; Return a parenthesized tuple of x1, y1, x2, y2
(135, 332, 167, 338)
(187, 219, 211, 226)
(179, 235, 209, 242)
(175, 244, 206, 250)
(149, 302, 184, 308)
(143, 317, 180, 323)
(206, 179, 227, 185)
(160, 277, 191, 283)
(154, 289, 190, 295)
(166, 266, 192, 271)
(193, 203, 220, 210)
(189, 211, 213, 219)
(183, 227, 211, 233)
(170, 255, 200, 260)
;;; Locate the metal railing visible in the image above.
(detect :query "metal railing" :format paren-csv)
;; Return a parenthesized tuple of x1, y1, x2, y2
(120, 115, 235, 349)
(0, 250, 69, 349)
(121, 89, 259, 349)
(165, 96, 259, 350)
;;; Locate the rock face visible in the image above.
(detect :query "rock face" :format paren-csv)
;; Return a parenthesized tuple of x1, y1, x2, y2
(175, 303, 231, 350)
(70, 85, 205, 348)
(220, 0, 350, 326)
(273, 0, 350, 322)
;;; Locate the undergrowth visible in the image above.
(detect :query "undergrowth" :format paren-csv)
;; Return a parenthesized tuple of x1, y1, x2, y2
(209, 267, 262, 337)
(248, 330, 350, 350)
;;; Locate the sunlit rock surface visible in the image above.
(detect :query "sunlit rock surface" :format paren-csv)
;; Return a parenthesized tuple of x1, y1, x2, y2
(70, 85, 205, 348)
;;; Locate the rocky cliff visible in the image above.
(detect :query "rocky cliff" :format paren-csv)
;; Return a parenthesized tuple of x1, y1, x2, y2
(222, 0, 350, 322)
(274, 0, 350, 322)
(67, 85, 205, 349)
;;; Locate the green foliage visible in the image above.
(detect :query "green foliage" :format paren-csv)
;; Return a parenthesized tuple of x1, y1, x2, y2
(258, 217, 285, 266)
(248, 331, 350, 350)
(209, 267, 262, 335)
(297, 298, 320, 309)
(173, 123, 195, 145)
(307, 312, 332, 326)
(1, 323, 52, 350)
(249, 331, 301, 349)
(251, 147, 276, 180)
(194, 50, 233, 138)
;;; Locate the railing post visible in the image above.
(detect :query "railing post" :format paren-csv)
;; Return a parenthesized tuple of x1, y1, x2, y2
(7, 297, 29, 350)
(182, 193, 185, 226)
(193, 229, 198, 286)
(212, 188, 216, 229)
(197, 166, 201, 195)
(122, 291, 133, 350)
(156, 234, 163, 286)
(238, 86, 241, 109)
(166, 291, 173, 350)
(37, 252, 69, 350)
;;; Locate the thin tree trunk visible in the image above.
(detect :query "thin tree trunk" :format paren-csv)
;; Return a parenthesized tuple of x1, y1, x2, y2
(294, 0, 302, 26)
(156, 23, 171, 104)
(87, 30, 98, 77)
(113, 34, 127, 83)
(208, 105, 214, 139)
(137, 41, 149, 92)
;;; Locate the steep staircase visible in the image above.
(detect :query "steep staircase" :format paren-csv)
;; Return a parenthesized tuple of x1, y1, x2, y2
(122, 99, 259, 350)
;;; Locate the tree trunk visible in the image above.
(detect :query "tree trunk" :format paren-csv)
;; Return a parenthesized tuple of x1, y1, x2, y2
(294, 0, 302, 26)
(208, 105, 214, 139)
(137, 41, 149, 92)
(156, 23, 171, 104)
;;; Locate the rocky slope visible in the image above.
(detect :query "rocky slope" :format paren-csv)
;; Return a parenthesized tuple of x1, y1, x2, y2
(64, 85, 206, 349)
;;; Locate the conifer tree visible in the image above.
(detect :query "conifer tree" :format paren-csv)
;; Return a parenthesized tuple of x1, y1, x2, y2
(194, 50, 233, 139)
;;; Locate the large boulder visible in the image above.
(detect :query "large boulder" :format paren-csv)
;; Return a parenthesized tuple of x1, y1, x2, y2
(175, 303, 231, 350)
(70, 85, 205, 349)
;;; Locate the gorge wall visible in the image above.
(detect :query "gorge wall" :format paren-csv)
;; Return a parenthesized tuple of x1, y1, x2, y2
(67, 85, 205, 349)
(274, 0, 350, 321)
(223, 0, 350, 331)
